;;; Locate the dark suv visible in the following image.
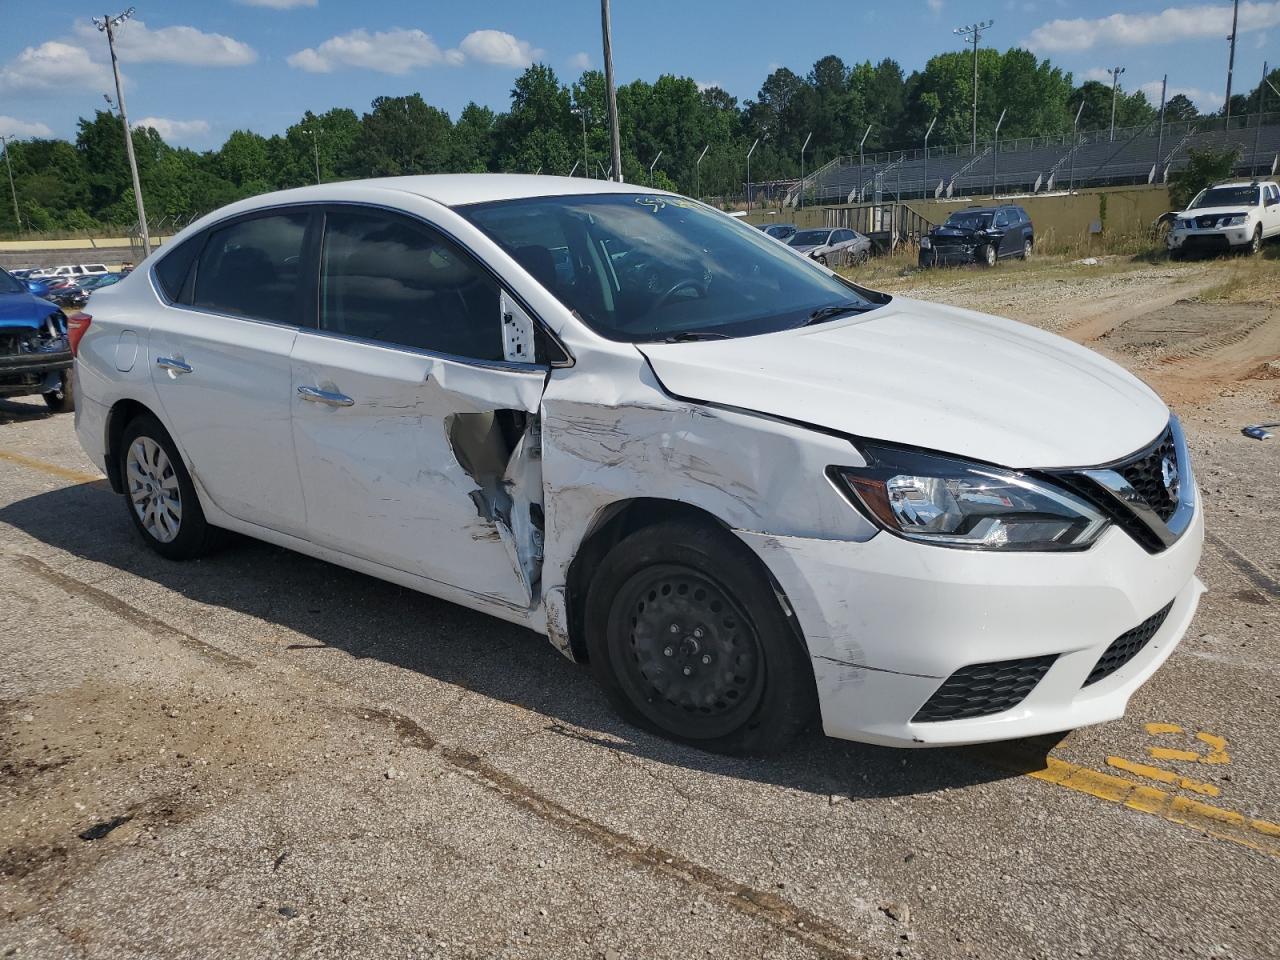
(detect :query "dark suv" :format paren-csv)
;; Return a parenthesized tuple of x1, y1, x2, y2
(919, 205, 1034, 268)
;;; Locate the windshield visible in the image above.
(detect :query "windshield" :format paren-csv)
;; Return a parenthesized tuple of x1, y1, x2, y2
(461, 194, 881, 342)
(944, 212, 994, 230)
(1190, 185, 1259, 208)
(789, 230, 832, 246)
(0, 268, 25, 295)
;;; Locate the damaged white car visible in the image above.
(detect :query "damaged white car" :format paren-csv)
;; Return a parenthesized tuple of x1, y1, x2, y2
(72, 176, 1204, 753)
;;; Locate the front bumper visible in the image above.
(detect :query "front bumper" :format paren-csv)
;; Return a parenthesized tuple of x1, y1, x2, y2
(919, 245, 978, 266)
(1167, 228, 1254, 252)
(0, 348, 73, 396)
(736, 486, 1204, 747)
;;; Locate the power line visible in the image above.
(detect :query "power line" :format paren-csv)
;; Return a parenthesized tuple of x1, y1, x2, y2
(953, 19, 993, 158)
(93, 7, 150, 257)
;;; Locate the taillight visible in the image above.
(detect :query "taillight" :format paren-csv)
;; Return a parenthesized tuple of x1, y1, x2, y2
(66, 312, 92, 356)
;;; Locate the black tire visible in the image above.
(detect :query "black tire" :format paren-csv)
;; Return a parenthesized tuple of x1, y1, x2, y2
(42, 370, 75, 413)
(1250, 225, 1263, 255)
(584, 519, 818, 755)
(1169, 248, 1185, 262)
(816, 254, 828, 267)
(1020, 238, 1033, 260)
(119, 412, 217, 560)
(981, 243, 998, 267)
(855, 248, 870, 265)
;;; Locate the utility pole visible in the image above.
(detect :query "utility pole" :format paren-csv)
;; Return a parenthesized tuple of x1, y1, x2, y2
(1069, 99, 1084, 193)
(991, 108, 1006, 198)
(799, 131, 812, 210)
(954, 19, 993, 157)
(305, 127, 320, 184)
(1154, 74, 1168, 180)
(572, 106, 589, 177)
(95, 8, 150, 257)
(745, 138, 759, 211)
(858, 125, 871, 203)
(1108, 65, 1126, 141)
(922, 116, 936, 199)
(695, 144, 709, 199)
(647, 150, 662, 186)
(1225, 0, 1240, 123)
(1, 135, 20, 232)
(600, 0, 623, 181)
(1254, 61, 1269, 170)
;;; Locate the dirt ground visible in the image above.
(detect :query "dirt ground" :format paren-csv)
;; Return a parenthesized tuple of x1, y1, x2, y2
(1, 252, 1279, 960)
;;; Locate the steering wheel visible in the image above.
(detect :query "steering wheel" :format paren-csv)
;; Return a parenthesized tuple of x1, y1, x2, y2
(649, 276, 710, 315)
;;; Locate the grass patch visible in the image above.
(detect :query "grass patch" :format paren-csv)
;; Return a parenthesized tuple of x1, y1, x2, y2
(1189, 247, 1280, 303)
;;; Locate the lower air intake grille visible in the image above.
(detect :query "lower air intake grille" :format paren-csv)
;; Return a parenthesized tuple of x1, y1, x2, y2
(912, 655, 1057, 723)
(1083, 601, 1174, 687)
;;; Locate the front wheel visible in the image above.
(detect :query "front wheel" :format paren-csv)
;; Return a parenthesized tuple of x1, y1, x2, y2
(854, 248, 870, 265)
(119, 413, 217, 560)
(1249, 225, 1263, 255)
(816, 254, 828, 267)
(42, 370, 75, 413)
(585, 520, 817, 755)
(981, 243, 998, 267)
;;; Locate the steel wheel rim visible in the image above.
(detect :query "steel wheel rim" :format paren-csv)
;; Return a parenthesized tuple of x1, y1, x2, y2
(126, 437, 182, 543)
(608, 564, 765, 740)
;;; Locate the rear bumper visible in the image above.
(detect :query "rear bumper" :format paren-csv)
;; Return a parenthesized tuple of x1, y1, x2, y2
(736, 486, 1204, 747)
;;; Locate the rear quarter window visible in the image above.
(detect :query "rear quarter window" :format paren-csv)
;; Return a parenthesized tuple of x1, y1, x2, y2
(153, 235, 204, 302)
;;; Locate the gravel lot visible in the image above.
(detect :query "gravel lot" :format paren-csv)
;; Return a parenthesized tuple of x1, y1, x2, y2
(2, 254, 1278, 959)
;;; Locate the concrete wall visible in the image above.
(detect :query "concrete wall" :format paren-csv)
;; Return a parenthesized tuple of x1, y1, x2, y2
(747, 184, 1173, 245)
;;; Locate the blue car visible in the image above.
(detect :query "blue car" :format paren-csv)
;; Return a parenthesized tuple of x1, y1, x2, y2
(0, 266, 75, 412)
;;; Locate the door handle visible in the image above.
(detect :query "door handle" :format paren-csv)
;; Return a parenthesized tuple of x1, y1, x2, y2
(156, 356, 193, 375)
(297, 385, 355, 407)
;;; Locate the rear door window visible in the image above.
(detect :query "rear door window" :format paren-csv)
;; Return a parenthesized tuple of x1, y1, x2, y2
(192, 211, 310, 326)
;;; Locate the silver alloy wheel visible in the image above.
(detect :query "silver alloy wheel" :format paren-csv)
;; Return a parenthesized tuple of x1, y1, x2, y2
(126, 436, 182, 543)
(984, 244, 997, 266)
(1023, 239, 1033, 258)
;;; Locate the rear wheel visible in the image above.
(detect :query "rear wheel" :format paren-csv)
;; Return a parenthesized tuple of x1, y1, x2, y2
(42, 370, 75, 413)
(119, 413, 217, 560)
(585, 519, 817, 755)
(1020, 238, 1033, 260)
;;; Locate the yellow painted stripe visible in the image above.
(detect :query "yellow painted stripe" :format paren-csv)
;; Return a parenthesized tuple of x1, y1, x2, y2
(0, 449, 104, 486)
(979, 747, 1280, 858)
(1105, 756, 1221, 797)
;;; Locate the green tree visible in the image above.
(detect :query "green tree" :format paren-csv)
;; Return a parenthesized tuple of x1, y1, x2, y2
(1169, 146, 1240, 209)
(354, 94, 453, 177)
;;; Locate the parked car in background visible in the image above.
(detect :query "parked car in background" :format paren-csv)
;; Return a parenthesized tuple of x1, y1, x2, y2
(787, 227, 871, 266)
(29, 263, 110, 279)
(72, 175, 1202, 756)
(1167, 180, 1280, 259)
(23, 276, 55, 299)
(919, 205, 1034, 268)
(0, 266, 76, 412)
(758, 223, 797, 242)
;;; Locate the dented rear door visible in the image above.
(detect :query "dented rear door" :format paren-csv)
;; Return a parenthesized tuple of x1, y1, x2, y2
(288, 206, 548, 609)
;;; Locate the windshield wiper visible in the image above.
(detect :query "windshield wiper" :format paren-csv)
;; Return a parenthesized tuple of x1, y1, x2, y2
(802, 303, 875, 326)
(653, 331, 731, 343)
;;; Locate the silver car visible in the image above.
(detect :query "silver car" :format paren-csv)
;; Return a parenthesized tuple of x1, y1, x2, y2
(787, 228, 871, 267)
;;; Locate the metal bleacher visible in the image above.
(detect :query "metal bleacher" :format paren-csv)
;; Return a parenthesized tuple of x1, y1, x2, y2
(786, 113, 1280, 206)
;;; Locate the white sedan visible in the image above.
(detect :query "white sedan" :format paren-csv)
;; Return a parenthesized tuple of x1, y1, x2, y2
(70, 175, 1203, 753)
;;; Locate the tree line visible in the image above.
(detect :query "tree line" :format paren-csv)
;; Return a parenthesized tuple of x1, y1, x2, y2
(3, 47, 1278, 234)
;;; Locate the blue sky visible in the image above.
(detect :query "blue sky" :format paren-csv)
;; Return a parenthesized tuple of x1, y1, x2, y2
(1, 1, 1276, 149)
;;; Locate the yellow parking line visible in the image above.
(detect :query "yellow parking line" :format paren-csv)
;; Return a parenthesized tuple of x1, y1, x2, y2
(1105, 756, 1221, 797)
(0, 449, 104, 486)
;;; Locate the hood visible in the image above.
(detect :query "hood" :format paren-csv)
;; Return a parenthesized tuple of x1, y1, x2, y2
(1179, 206, 1251, 219)
(0, 292, 61, 331)
(789, 244, 824, 255)
(637, 297, 1168, 469)
(932, 224, 999, 239)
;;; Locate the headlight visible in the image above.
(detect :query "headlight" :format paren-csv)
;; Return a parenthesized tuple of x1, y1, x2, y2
(920, 236, 932, 249)
(831, 443, 1109, 551)
(1222, 214, 1247, 227)
(1176, 218, 1195, 230)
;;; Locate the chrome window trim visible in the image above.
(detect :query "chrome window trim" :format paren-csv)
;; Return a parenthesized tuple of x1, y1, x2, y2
(147, 197, 575, 372)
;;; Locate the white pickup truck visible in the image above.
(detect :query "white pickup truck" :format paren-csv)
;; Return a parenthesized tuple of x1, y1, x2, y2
(1167, 179, 1280, 258)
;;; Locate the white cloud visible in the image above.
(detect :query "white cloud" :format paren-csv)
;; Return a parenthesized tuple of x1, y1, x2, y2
(133, 117, 211, 143)
(0, 116, 54, 138)
(695, 80, 722, 92)
(0, 41, 114, 95)
(457, 30, 543, 68)
(567, 51, 592, 71)
(72, 18, 256, 67)
(1082, 67, 1115, 83)
(1140, 81, 1225, 111)
(288, 27, 460, 73)
(927, 0, 944, 12)
(1026, 1, 1280, 52)
(235, 0, 317, 7)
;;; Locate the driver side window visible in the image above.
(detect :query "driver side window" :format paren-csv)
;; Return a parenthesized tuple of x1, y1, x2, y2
(319, 209, 504, 362)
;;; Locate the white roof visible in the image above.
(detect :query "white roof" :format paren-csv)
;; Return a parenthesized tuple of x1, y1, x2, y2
(255, 174, 663, 209)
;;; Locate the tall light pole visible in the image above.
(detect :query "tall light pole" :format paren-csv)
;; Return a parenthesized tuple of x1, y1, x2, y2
(922, 116, 937, 199)
(1254, 61, 1270, 170)
(798, 131, 812, 210)
(572, 106, 589, 177)
(94, 7, 150, 257)
(1107, 66, 1126, 141)
(1069, 99, 1084, 194)
(695, 143, 709, 199)
(0, 135, 20, 232)
(857, 125, 871, 203)
(745, 138, 759, 211)
(648, 149, 662, 186)
(304, 127, 320, 184)
(954, 19, 993, 157)
(991, 108, 1006, 198)
(600, 0, 623, 181)
(1225, 0, 1240, 123)
(1154, 74, 1168, 179)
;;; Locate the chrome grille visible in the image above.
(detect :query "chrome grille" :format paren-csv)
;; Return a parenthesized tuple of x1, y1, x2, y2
(1118, 430, 1178, 522)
